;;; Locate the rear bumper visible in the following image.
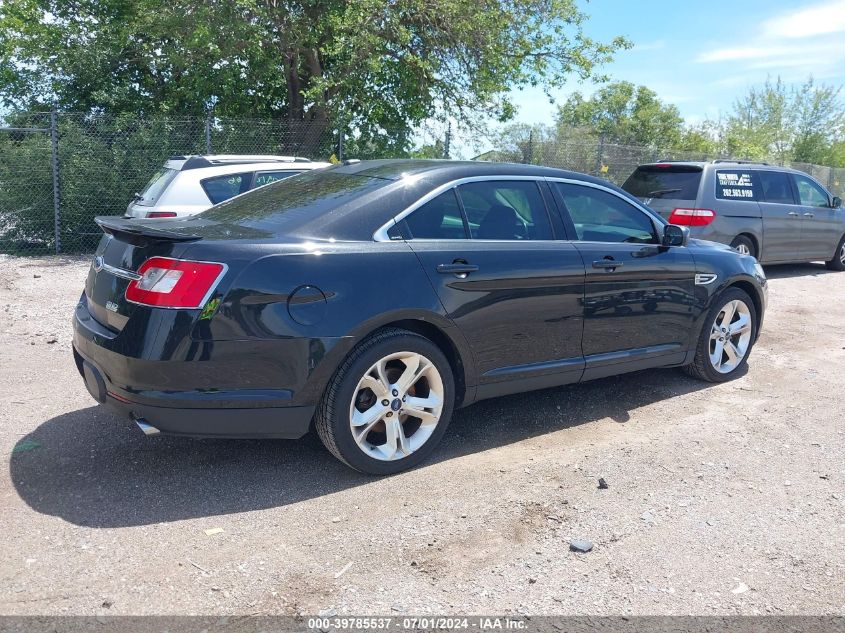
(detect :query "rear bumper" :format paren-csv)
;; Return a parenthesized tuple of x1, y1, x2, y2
(74, 346, 315, 438)
(71, 293, 343, 439)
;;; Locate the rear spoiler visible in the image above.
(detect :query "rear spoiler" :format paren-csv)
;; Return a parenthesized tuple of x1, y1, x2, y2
(95, 216, 202, 246)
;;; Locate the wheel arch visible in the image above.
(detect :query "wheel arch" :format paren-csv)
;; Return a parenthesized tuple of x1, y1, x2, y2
(356, 317, 473, 408)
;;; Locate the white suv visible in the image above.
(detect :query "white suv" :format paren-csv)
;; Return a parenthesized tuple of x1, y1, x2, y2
(126, 155, 332, 219)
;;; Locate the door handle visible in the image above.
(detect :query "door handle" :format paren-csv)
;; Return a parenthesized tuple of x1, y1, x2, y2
(787, 211, 800, 216)
(592, 260, 624, 270)
(803, 212, 815, 218)
(436, 263, 479, 276)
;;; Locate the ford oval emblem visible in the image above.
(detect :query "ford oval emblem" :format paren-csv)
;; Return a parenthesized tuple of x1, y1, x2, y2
(93, 256, 104, 272)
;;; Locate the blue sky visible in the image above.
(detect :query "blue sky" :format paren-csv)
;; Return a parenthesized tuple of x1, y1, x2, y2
(507, 0, 845, 126)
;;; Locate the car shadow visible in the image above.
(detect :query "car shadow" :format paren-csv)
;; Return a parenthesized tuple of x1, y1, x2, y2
(763, 262, 834, 279)
(11, 368, 713, 528)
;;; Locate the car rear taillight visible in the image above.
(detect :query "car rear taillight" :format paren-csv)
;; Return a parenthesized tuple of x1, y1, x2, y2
(125, 257, 226, 309)
(146, 211, 177, 218)
(668, 208, 716, 227)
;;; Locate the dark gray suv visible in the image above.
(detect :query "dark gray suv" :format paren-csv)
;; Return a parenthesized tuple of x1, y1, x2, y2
(622, 161, 845, 270)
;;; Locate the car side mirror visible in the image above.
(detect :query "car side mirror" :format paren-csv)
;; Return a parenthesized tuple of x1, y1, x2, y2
(832, 196, 842, 208)
(662, 224, 689, 247)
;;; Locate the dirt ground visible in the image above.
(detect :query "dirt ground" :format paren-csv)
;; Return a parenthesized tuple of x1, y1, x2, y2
(0, 254, 842, 616)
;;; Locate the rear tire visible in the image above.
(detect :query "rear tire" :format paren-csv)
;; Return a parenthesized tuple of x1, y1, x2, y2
(315, 328, 455, 475)
(730, 235, 756, 259)
(684, 287, 757, 383)
(825, 235, 845, 271)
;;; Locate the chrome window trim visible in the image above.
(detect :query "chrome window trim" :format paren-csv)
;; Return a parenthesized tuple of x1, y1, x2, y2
(373, 174, 668, 243)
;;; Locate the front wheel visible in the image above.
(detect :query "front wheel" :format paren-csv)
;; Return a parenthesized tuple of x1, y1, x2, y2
(825, 235, 845, 271)
(315, 328, 455, 475)
(684, 287, 757, 382)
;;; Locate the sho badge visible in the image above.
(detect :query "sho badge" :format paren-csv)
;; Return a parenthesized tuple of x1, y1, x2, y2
(106, 301, 119, 312)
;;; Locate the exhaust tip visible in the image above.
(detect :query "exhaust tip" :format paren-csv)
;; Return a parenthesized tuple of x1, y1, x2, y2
(135, 419, 160, 436)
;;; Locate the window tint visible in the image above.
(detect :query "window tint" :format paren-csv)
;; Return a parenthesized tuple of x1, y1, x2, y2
(621, 166, 702, 200)
(253, 170, 303, 188)
(715, 170, 758, 201)
(404, 189, 468, 239)
(137, 167, 178, 206)
(757, 170, 795, 204)
(793, 174, 830, 207)
(201, 172, 251, 204)
(555, 183, 658, 244)
(457, 181, 553, 240)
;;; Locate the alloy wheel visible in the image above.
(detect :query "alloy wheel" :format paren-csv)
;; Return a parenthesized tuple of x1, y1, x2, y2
(709, 299, 753, 374)
(349, 351, 444, 461)
(840, 242, 845, 265)
(735, 243, 751, 256)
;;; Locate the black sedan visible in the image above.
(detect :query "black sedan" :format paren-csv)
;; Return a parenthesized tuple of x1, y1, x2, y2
(73, 160, 767, 474)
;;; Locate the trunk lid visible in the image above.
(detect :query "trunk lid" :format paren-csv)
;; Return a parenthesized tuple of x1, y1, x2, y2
(84, 218, 205, 332)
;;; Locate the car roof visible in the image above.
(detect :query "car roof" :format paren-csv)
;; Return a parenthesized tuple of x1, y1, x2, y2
(165, 155, 320, 171)
(329, 159, 622, 188)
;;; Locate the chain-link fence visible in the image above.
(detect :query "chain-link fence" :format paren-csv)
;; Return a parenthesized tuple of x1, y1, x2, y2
(2, 112, 844, 255)
(479, 126, 845, 196)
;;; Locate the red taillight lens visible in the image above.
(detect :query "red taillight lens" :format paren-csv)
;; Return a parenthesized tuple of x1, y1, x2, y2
(146, 211, 177, 218)
(668, 208, 716, 227)
(125, 257, 226, 309)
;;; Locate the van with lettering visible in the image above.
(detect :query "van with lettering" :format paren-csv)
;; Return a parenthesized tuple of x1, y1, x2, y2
(621, 160, 845, 270)
(125, 155, 332, 219)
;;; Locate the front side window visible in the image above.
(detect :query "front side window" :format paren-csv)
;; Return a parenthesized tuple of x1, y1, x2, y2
(757, 171, 795, 204)
(457, 180, 554, 240)
(555, 183, 658, 244)
(201, 172, 251, 204)
(792, 174, 830, 207)
(403, 189, 468, 239)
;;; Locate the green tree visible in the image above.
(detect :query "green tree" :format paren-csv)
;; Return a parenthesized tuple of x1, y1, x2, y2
(724, 77, 844, 164)
(556, 81, 684, 147)
(0, 0, 628, 148)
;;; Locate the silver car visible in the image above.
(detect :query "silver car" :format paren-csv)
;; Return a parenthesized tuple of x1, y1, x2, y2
(622, 160, 845, 270)
(126, 154, 332, 219)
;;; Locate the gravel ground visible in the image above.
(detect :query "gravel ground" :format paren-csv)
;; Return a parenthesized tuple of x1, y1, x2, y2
(0, 254, 843, 616)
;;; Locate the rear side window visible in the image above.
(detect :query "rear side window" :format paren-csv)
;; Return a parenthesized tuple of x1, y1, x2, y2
(715, 170, 758, 201)
(621, 166, 702, 200)
(201, 172, 251, 204)
(137, 167, 178, 206)
(457, 180, 554, 240)
(253, 170, 303, 188)
(757, 171, 796, 204)
(404, 190, 468, 239)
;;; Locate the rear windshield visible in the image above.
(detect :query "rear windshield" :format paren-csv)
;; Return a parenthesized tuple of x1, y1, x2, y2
(621, 166, 702, 200)
(198, 170, 391, 231)
(137, 167, 178, 206)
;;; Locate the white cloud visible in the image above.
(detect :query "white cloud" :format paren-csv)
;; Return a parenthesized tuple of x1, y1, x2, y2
(762, 1, 845, 39)
(696, 2, 845, 77)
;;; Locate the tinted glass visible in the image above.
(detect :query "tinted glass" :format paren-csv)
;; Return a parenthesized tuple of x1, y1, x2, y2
(556, 183, 658, 244)
(622, 166, 702, 200)
(404, 189, 467, 239)
(793, 174, 830, 207)
(137, 167, 178, 206)
(457, 181, 553, 240)
(253, 170, 303, 188)
(201, 172, 251, 204)
(757, 170, 795, 204)
(199, 171, 392, 231)
(715, 170, 758, 201)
